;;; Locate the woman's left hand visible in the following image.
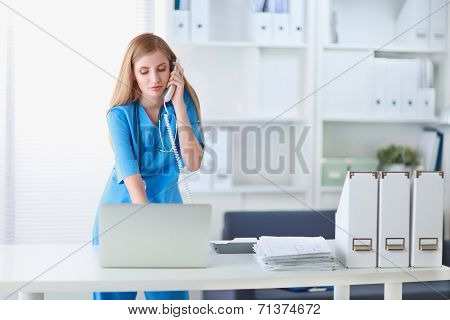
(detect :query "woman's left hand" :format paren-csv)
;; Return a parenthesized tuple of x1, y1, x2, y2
(167, 62, 185, 110)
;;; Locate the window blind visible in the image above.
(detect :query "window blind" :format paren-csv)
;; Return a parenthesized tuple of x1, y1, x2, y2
(1, 0, 154, 244)
(0, 5, 14, 244)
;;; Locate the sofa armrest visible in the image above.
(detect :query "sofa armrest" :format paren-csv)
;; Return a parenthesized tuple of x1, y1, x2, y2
(443, 240, 450, 267)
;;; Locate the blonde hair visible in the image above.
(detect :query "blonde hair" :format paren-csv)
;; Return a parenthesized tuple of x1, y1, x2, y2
(108, 33, 202, 126)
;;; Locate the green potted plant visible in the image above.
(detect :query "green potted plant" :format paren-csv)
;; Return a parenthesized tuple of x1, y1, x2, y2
(376, 145, 419, 172)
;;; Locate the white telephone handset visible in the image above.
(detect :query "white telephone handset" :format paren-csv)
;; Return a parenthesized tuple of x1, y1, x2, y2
(162, 59, 193, 204)
(163, 58, 179, 102)
(164, 80, 176, 103)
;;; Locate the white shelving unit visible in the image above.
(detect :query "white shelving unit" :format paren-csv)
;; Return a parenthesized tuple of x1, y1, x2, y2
(154, 0, 450, 234)
(315, 0, 450, 210)
(154, 0, 316, 239)
(155, 0, 315, 218)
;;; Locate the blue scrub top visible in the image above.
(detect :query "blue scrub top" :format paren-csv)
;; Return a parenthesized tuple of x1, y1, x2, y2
(91, 89, 204, 246)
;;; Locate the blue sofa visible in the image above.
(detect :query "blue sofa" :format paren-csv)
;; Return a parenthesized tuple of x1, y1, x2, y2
(202, 210, 450, 300)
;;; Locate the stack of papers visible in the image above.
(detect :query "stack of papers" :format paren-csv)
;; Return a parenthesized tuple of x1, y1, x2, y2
(253, 236, 338, 271)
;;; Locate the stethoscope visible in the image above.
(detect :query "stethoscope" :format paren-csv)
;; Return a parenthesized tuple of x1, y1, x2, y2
(133, 99, 193, 203)
(133, 100, 178, 160)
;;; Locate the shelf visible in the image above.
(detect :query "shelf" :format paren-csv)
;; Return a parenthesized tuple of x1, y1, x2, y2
(322, 116, 439, 124)
(203, 116, 305, 124)
(192, 186, 306, 195)
(323, 44, 446, 54)
(321, 186, 343, 193)
(323, 44, 372, 51)
(171, 40, 308, 49)
(376, 47, 447, 54)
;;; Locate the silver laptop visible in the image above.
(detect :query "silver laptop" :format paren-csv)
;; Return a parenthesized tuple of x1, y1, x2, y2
(98, 203, 212, 268)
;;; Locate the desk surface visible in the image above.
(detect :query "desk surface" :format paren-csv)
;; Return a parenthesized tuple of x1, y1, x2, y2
(0, 241, 449, 294)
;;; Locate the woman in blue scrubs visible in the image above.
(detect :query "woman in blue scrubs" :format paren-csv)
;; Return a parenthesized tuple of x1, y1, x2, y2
(91, 33, 205, 300)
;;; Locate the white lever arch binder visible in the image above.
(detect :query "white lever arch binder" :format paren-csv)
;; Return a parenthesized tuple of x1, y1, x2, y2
(410, 171, 444, 267)
(336, 172, 378, 268)
(378, 172, 411, 268)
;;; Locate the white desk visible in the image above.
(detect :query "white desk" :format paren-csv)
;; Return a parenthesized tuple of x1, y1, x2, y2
(0, 241, 449, 300)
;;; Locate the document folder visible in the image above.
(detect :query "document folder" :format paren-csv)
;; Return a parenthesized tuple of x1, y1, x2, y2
(395, 0, 430, 48)
(410, 171, 444, 267)
(336, 172, 378, 268)
(429, 0, 447, 51)
(289, 0, 305, 43)
(417, 88, 436, 118)
(378, 172, 411, 268)
(272, 13, 289, 42)
(371, 58, 387, 118)
(252, 12, 272, 43)
(191, 0, 210, 41)
(401, 59, 420, 117)
(172, 10, 191, 42)
(385, 59, 402, 118)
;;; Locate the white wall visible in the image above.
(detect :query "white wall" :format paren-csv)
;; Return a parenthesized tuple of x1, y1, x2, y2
(5, 0, 138, 244)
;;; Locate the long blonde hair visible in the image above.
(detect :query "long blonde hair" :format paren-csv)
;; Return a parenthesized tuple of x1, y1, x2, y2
(108, 33, 202, 125)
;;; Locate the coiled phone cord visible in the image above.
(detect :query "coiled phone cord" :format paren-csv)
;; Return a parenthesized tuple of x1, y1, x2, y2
(163, 101, 193, 204)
